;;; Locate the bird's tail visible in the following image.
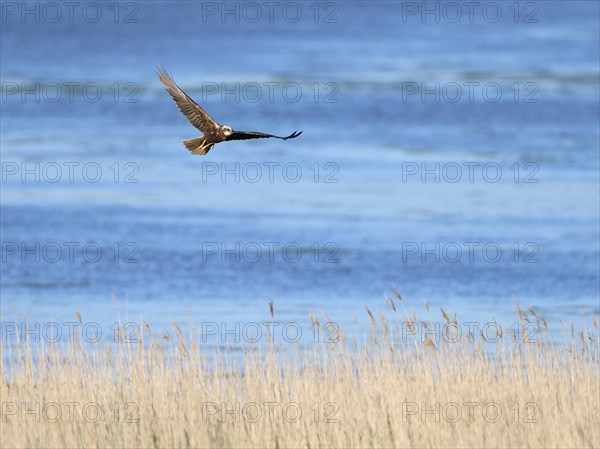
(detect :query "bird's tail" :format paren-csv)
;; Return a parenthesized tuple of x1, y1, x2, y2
(182, 137, 214, 155)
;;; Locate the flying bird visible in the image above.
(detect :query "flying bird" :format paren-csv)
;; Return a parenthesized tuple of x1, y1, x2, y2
(157, 67, 302, 155)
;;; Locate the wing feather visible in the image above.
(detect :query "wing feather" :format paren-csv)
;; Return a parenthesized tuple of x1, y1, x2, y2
(156, 66, 220, 134)
(226, 131, 302, 141)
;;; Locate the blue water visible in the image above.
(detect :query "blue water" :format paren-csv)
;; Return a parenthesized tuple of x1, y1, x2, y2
(1, 1, 599, 339)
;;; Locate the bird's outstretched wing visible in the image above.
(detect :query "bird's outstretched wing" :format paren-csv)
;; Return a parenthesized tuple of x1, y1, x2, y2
(156, 65, 220, 134)
(226, 131, 302, 141)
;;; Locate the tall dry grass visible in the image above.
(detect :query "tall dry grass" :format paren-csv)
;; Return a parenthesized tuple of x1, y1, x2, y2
(1, 298, 598, 449)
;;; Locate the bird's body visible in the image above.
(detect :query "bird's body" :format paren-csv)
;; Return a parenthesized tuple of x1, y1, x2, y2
(157, 67, 302, 155)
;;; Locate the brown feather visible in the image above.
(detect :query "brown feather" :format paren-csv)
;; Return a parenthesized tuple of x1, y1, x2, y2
(182, 137, 214, 155)
(156, 65, 221, 134)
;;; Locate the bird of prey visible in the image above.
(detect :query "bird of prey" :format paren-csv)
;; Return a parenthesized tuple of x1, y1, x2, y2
(157, 67, 302, 155)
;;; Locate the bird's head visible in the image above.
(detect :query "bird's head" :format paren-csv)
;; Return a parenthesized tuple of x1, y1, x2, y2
(222, 126, 233, 136)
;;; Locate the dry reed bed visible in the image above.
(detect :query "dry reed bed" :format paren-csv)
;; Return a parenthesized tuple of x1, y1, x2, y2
(1, 299, 599, 449)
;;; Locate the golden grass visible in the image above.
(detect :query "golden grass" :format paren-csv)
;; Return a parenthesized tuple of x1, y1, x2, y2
(1, 300, 599, 449)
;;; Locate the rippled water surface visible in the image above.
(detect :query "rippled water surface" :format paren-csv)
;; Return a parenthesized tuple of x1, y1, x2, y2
(1, 1, 599, 335)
